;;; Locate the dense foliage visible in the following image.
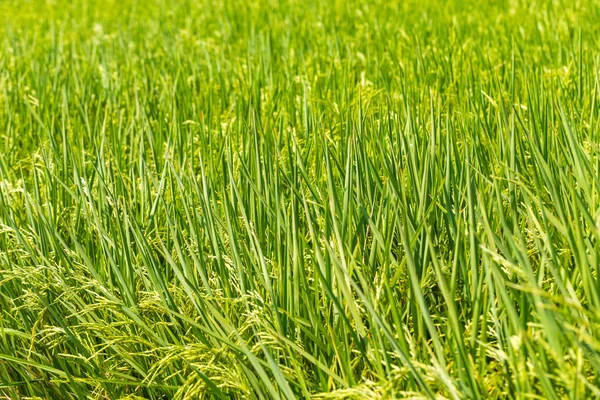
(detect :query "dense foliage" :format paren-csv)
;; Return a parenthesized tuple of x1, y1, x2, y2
(1, 0, 600, 398)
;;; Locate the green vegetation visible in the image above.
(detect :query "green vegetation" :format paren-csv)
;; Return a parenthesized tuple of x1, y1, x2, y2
(1, 0, 600, 398)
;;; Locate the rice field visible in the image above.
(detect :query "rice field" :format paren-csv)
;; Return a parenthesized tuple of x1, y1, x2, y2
(1, 0, 600, 398)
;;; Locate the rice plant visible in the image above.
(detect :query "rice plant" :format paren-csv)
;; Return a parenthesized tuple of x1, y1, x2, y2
(1, 0, 600, 398)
